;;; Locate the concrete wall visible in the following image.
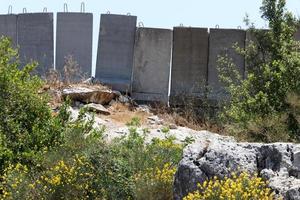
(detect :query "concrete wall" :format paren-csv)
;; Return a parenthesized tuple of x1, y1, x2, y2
(1, 12, 278, 104)
(56, 12, 93, 80)
(170, 27, 209, 105)
(17, 13, 54, 76)
(96, 14, 137, 92)
(0, 14, 17, 44)
(295, 29, 300, 40)
(208, 28, 246, 101)
(132, 28, 172, 103)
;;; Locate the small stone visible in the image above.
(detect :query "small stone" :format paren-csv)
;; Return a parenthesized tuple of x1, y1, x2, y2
(84, 103, 110, 115)
(169, 124, 177, 129)
(147, 115, 163, 125)
(112, 90, 122, 97)
(138, 105, 151, 113)
(118, 95, 130, 103)
(109, 99, 116, 106)
(74, 101, 81, 108)
(82, 77, 95, 84)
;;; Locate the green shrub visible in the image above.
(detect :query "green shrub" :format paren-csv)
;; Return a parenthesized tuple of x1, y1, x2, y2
(134, 163, 176, 200)
(126, 117, 142, 127)
(109, 126, 183, 199)
(0, 115, 183, 199)
(218, 0, 300, 141)
(0, 37, 69, 172)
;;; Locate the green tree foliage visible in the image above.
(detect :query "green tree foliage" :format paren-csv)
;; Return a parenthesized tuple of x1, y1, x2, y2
(0, 37, 68, 171)
(218, 0, 300, 142)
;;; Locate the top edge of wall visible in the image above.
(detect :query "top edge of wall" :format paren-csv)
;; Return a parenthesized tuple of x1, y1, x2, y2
(57, 12, 93, 15)
(137, 27, 172, 31)
(0, 14, 18, 16)
(209, 28, 245, 31)
(173, 26, 208, 30)
(17, 12, 54, 15)
(100, 13, 137, 18)
(0, 13, 54, 16)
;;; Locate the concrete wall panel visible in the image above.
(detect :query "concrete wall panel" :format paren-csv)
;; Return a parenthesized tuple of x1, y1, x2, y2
(56, 12, 93, 80)
(17, 13, 54, 76)
(208, 28, 245, 101)
(96, 14, 137, 92)
(295, 28, 300, 41)
(170, 27, 209, 104)
(0, 14, 17, 44)
(132, 28, 172, 103)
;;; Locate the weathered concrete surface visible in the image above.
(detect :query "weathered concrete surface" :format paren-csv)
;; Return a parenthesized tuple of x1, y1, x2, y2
(132, 28, 172, 103)
(56, 13, 93, 80)
(294, 28, 300, 41)
(0, 14, 17, 44)
(207, 28, 245, 101)
(17, 13, 54, 76)
(96, 14, 137, 92)
(170, 27, 209, 105)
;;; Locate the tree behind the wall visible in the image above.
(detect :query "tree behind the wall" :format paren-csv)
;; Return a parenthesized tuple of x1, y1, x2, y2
(218, 0, 300, 142)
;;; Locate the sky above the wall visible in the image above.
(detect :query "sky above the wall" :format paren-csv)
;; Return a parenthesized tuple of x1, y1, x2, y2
(1, 0, 300, 74)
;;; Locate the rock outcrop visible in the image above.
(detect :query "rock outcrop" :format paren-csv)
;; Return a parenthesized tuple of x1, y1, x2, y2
(62, 86, 117, 105)
(174, 140, 300, 200)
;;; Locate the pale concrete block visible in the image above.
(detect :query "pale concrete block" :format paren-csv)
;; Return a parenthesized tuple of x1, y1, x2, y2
(132, 28, 172, 103)
(56, 12, 93, 81)
(0, 14, 17, 44)
(170, 27, 209, 105)
(17, 13, 54, 76)
(96, 14, 137, 92)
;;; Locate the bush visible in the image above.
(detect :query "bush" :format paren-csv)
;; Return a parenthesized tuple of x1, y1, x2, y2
(0, 115, 183, 199)
(0, 37, 70, 172)
(183, 172, 275, 200)
(134, 162, 176, 200)
(0, 157, 95, 200)
(218, 0, 300, 142)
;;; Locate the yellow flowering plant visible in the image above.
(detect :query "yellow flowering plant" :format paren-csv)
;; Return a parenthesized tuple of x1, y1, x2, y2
(183, 172, 275, 200)
(134, 162, 177, 200)
(31, 155, 96, 199)
(0, 163, 30, 200)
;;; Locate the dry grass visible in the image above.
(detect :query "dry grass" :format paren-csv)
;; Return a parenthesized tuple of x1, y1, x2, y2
(105, 102, 150, 125)
(150, 102, 223, 133)
(45, 55, 91, 89)
(43, 72, 224, 133)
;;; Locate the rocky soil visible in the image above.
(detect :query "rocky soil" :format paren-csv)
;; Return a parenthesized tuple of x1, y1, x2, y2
(47, 83, 300, 200)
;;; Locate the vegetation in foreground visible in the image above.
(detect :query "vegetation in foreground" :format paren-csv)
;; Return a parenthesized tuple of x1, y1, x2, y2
(183, 172, 275, 200)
